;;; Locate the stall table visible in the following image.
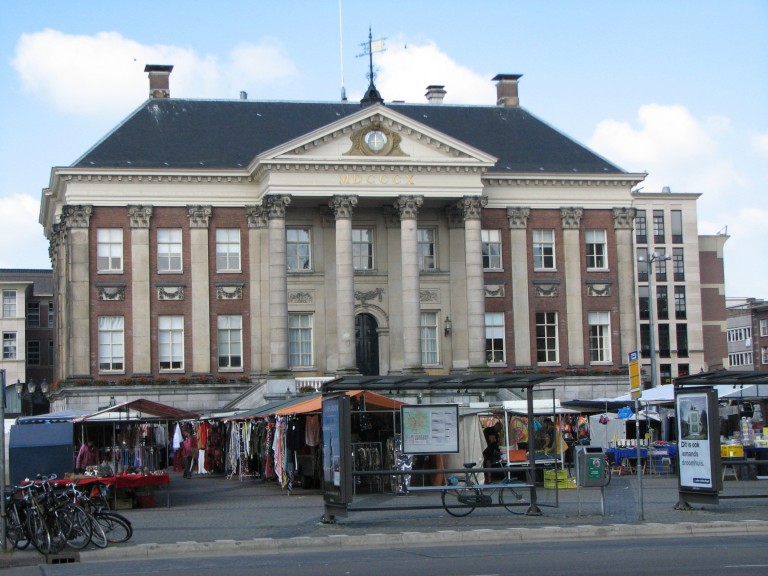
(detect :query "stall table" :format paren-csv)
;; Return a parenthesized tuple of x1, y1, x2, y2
(53, 473, 171, 508)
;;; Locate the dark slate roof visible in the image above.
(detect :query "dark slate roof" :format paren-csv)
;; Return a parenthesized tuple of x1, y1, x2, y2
(74, 98, 623, 174)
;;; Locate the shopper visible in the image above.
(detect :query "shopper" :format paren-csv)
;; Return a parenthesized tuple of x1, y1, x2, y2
(181, 427, 198, 479)
(75, 439, 99, 473)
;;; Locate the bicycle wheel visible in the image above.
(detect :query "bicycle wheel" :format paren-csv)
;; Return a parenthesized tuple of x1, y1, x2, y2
(96, 511, 132, 543)
(4, 501, 30, 550)
(441, 487, 476, 517)
(499, 485, 528, 514)
(86, 512, 108, 548)
(59, 503, 93, 550)
(25, 508, 52, 555)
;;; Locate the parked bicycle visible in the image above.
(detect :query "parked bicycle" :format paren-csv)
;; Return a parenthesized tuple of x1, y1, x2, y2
(61, 481, 132, 545)
(441, 462, 530, 517)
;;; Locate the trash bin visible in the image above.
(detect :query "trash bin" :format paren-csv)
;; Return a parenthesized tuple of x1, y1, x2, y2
(575, 445, 606, 487)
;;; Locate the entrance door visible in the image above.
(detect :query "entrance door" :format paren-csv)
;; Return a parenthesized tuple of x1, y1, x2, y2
(355, 313, 379, 376)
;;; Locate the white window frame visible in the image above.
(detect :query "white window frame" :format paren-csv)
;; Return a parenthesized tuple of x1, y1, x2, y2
(352, 228, 374, 271)
(216, 229, 241, 272)
(481, 229, 503, 270)
(729, 352, 753, 367)
(97, 228, 123, 273)
(485, 312, 506, 364)
(760, 319, 768, 338)
(2, 290, 16, 318)
(159, 315, 184, 371)
(287, 228, 312, 272)
(157, 228, 183, 273)
(3, 332, 16, 359)
(536, 311, 559, 364)
(532, 229, 556, 270)
(585, 229, 608, 270)
(417, 228, 437, 271)
(762, 346, 768, 365)
(98, 316, 124, 373)
(288, 313, 313, 367)
(217, 315, 243, 369)
(588, 311, 612, 364)
(420, 311, 439, 365)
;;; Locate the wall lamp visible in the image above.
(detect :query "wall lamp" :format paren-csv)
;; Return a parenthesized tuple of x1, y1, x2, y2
(444, 316, 452, 336)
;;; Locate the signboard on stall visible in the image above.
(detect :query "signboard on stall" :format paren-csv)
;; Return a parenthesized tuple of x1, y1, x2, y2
(676, 386, 722, 504)
(321, 393, 352, 513)
(401, 404, 459, 454)
(628, 351, 641, 399)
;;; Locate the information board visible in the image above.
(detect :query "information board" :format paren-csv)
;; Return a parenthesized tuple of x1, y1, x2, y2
(401, 404, 459, 454)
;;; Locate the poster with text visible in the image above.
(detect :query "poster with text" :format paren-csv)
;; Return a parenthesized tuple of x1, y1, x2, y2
(676, 391, 714, 490)
(401, 404, 459, 454)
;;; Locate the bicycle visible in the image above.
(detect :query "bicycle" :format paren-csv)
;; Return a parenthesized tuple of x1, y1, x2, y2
(62, 481, 132, 544)
(441, 462, 530, 517)
(3, 487, 31, 550)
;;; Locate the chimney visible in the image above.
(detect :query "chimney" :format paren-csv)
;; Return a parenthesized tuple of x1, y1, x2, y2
(240, 91, 248, 100)
(493, 73, 522, 107)
(425, 85, 446, 104)
(144, 64, 174, 99)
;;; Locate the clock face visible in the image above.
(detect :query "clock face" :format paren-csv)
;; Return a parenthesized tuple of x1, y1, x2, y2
(364, 130, 388, 152)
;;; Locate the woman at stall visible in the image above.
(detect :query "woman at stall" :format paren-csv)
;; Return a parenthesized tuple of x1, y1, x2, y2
(75, 439, 99, 473)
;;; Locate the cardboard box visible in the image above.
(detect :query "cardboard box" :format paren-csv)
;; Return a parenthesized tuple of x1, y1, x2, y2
(114, 497, 133, 510)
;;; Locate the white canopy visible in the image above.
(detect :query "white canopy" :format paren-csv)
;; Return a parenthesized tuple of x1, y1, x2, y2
(501, 399, 578, 415)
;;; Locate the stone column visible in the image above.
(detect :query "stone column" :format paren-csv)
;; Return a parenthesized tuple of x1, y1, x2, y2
(561, 207, 584, 365)
(394, 195, 424, 373)
(188, 205, 212, 374)
(246, 205, 269, 376)
(330, 195, 359, 374)
(266, 195, 292, 375)
(128, 205, 153, 374)
(61, 205, 92, 377)
(507, 207, 531, 367)
(458, 196, 489, 371)
(613, 207, 638, 363)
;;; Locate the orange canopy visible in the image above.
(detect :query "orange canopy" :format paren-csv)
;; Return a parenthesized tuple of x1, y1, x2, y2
(272, 390, 405, 416)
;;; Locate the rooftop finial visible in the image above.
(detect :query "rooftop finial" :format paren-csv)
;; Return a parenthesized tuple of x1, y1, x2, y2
(358, 27, 386, 107)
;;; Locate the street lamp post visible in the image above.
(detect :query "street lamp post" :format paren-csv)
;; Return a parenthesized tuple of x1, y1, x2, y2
(638, 251, 671, 388)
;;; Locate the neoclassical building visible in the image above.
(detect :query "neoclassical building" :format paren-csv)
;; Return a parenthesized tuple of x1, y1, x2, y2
(40, 66, 654, 412)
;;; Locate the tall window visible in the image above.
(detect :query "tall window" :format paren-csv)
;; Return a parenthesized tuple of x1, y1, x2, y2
(533, 229, 555, 270)
(660, 364, 672, 385)
(48, 302, 54, 327)
(635, 209, 647, 244)
(159, 316, 184, 371)
(417, 229, 437, 271)
(481, 230, 502, 270)
(656, 285, 669, 319)
(97, 228, 123, 273)
(48, 340, 54, 366)
(640, 324, 651, 358)
(157, 229, 183, 272)
(27, 302, 40, 327)
(671, 210, 683, 243)
(217, 315, 242, 369)
(655, 250, 669, 281)
(658, 324, 670, 357)
(762, 347, 768, 365)
(98, 316, 124, 372)
(585, 229, 608, 270)
(676, 324, 689, 357)
(760, 319, 768, 337)
(420, 312, 439, 365)
(588, 311, 611, 363)
(636, 248, 649, 282)
(287, 228, 311, 271)
(2, 290, 16, 317)
(352, 228, 374, 270)
(535, 312, 558, 364)
(289, 313, 313, 367)
(672, 247, 685, 281)
(216, 229, 241, 272)
(485, 312, 505, 364)
(3, 332, 17, 359)
(638, 286, 649, 320)
(27, 341, 40, 366)
(653, 210, 665, 243)
(674, 286, 687, 319)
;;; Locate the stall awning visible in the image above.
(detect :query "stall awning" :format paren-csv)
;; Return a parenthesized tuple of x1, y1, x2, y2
(272, 390, 405, 416)
(74, 399, 199, 422)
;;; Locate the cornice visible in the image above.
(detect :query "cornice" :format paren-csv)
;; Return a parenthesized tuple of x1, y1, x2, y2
(484, 173, 646, 188)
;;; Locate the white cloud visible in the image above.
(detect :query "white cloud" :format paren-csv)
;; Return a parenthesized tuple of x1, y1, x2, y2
(752, 132, 768, 159)
(11, 29, 298, 118)
(0, 195, 50, 269)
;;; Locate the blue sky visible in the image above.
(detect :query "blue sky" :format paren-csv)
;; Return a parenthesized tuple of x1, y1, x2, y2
(1, 0, 766, 299)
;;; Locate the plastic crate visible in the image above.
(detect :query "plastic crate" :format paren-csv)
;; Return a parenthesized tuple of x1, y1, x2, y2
(720, 445, 744, 459)
(544, 469, 574, 489)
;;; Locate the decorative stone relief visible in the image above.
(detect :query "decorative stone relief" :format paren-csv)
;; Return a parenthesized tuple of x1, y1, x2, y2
(587, 283, 612, 297)
(394, 195, 424, 221)
(245, 205, 268, 229)
(62, 205, 93, 229)
(157, 285, 185, 300)
(534, 283, 560, 297)
(216, 285, 243, 300)
(355, 287, 384, 305)
(329, 195, 358, 220)
(560, 207, 584, 230)
(343, 124, 408, 157)
(288, 291, 314, 304)
(96, 284, 126, 301)
(419, 289, 440, 303)
(485, 284, 506, 298)
(265, 195, 292, 219)
(612, 206, 637, 229)
(507, 206, 530, 229)
(187, 205, 212, 228)
(457, 196, 488, 220)
(128, 205, 153, 229)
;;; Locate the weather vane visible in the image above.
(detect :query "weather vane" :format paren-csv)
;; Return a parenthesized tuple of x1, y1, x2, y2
(357, 27, 386, 88)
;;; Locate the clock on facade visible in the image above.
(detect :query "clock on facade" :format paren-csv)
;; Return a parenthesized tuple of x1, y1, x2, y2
(364, 129, 388, 153)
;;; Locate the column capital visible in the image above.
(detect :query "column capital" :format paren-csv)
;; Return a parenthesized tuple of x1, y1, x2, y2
(612, 206, 637, 230)
(561, 207, 584, 230)
(128, 205, 153, 229)
(61, 205, 93, 229)
(394, 195, 424, 220)
(456, 195, 488, 220)
(187, 205, 213, 228)
(507, 206, 531, 229)
(329, 195, 359, 220)
(245, 205, 268, 228)
(264, 195, 292, 219)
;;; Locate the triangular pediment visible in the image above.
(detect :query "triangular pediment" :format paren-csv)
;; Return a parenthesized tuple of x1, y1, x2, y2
(252, 104, 497, 170)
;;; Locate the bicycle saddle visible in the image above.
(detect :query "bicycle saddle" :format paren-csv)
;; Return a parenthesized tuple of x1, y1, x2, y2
(463, 462, 476, 469)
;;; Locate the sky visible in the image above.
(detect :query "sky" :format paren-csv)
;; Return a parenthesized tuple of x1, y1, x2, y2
(1, 0, 766, 300)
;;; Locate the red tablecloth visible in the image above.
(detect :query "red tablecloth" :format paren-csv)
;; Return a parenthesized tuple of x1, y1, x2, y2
(46, 474, 170, 489)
